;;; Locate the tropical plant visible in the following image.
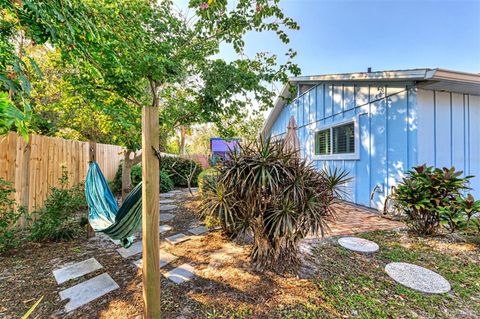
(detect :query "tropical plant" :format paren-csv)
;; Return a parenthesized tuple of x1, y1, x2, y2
(389, 165, 473, 235)
(198, 167, 219, 194)
(199, 138, 347, 272)
(0, 178, 25, 253)
(321, 166, 354, 201)
(440, 194, 480, 233)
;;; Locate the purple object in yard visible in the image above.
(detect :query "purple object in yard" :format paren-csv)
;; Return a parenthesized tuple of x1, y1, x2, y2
(210, 138, 240, 162)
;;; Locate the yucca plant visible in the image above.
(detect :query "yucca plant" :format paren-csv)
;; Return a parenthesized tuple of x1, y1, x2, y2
(200, 138, 348, 272)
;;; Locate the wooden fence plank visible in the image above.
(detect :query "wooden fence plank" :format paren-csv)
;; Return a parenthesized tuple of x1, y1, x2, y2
(0, 132, 124, 223)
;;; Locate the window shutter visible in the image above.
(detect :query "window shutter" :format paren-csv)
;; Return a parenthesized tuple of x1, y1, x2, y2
(315, 129, 330, 155)
(332, 123, 355, 154)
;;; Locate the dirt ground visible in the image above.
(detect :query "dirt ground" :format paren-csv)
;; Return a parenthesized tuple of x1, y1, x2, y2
(1, 189, 479, 319)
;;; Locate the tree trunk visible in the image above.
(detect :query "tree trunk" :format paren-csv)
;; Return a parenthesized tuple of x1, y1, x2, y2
(121, 150, 142, 203)
(122, 151, 133, 202)
(179, 126, 186, 155)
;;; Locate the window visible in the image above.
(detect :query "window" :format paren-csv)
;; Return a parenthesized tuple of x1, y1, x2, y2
(315, 129, 330, 155)
(332, 123, 355, 154)
(314, 120, 358, 159)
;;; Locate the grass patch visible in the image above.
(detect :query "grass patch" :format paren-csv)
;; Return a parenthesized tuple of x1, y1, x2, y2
(306, 230, 480, 318)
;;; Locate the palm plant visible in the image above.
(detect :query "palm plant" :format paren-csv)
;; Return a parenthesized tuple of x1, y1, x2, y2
(200, 137, 348, 272)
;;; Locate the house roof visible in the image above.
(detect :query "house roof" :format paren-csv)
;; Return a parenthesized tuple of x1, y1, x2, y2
(263, 68, 480, 135)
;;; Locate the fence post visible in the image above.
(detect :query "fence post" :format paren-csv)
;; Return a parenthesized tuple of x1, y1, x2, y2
(19, 137, 31, 226)
(86, 141, 97, 238)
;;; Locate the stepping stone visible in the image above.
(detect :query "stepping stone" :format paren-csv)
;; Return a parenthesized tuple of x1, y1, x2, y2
(338, 237, 379, 253)
(160, 213, 174, 222)
(59, 273, 119, 313)
(53, 258, 103, 285)
(385, 262, 451, 294)
(165, 233, 190, 245)
(117, 241, 142, 258)
(159, 224, 172, 234)
(188, 226, 209, 235)
(160, 204, 177, 211)
(164, 263, 195, 284)
(169, 190, 183, 194)
(108, 235, 135, 246)
(133, 250, 178, 269)
(160, 199, 176, 204)
(161, 193, 175, 198)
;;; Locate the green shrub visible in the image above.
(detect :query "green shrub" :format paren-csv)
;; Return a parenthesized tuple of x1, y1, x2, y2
(160, 170, 174, 193)
(0, 178, 25, 253)
(160, 156, 202, 187)
(198, 167, 219, 194)
(110, 162, 123, 195)
(389, 165, 475, 235)
(112, 157, 194, 193)
(199, 138, 349, 272)
(29, 168, 86, 242)
(131, 163, 142, 186)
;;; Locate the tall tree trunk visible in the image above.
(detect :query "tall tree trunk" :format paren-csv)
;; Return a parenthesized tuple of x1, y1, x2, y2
(179, 126, 187, 155)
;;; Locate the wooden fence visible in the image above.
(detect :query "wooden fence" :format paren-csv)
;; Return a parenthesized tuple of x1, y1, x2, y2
(0, 132, 124, 219)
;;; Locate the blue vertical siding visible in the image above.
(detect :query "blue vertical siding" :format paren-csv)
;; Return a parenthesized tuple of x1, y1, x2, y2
(417, 89, 480, 198)
(268, 83, 480, 206)
(268, 81, 417, 209)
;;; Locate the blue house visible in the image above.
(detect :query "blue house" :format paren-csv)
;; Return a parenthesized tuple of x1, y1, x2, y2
(263, 68, 480, 210)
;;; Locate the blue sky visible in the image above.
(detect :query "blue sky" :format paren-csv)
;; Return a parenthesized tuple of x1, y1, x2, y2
(218, 0, 480, 76)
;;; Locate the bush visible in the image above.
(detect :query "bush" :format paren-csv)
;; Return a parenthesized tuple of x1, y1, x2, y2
(110, 162, 123, 195)
(29, 168, 86, 242)
(389, 165, 476, 235)
(198, 167, 219, 194)
(160, 156, 202, 187)
(112, 157, 198, 193)
(0, 178, 25, 253)
(199, 138, 349, 272)
(160, 170, 174, 193)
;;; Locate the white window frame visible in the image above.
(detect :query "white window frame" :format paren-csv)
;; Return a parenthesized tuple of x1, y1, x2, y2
(313, 116, 360, 161)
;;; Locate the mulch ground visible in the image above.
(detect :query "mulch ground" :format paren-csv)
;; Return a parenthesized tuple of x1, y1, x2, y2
(1, 190, 479, 319)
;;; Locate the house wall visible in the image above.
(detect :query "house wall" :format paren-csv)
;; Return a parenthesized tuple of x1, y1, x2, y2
(417, 89, 480, 196)
(268, 81, 417, 209)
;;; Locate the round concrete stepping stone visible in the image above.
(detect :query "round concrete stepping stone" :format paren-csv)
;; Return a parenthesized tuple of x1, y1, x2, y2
(385, 262, 451, 294)
(160, 199, 176, 204)
(338, 236, 379, 253)
(160, 204, 177, 211)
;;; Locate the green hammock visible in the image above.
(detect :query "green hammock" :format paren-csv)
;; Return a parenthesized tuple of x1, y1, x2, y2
(85, 162, 142, 247)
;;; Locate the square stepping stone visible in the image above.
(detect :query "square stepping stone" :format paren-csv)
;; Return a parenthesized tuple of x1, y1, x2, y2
(117, 241, 142, 258)
(160, 204, 177, 211)
(165, 233, 190, 245)
(159, 224, 172, 234)
(188, 226, 209, 236)
(164, 263, 195, 284)
(108, 235, 135, 246)
(53, 258, 103, 285)
(160, 199, 176, 204)
(160, 213, 174, 222)
(133, 250, 178, 269)
(161, 193, 175, 198)
(59, 273, 119, 313)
